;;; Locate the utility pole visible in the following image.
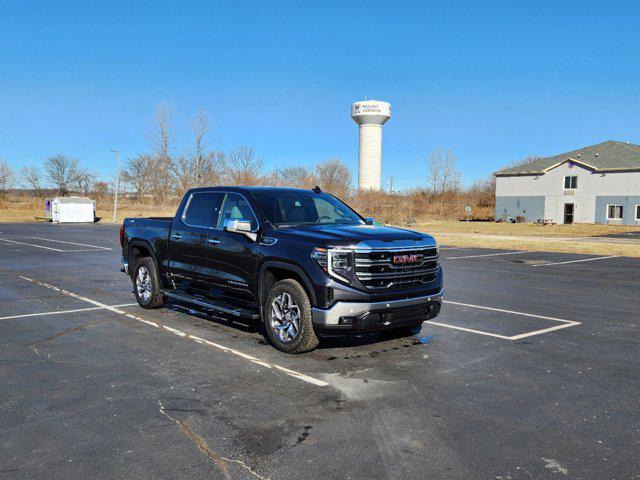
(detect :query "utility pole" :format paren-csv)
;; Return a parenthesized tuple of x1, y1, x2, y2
(388, 176, 394, 194)
(110, 149, 120, 223)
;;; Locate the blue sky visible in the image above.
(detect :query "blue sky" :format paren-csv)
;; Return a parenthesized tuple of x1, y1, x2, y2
(1, 0, 639, 189)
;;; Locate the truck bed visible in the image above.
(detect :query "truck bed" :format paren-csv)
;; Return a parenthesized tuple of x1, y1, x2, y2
(122, 217, 173, 272)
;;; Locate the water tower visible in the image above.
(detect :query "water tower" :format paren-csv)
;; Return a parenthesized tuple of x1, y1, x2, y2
(351, 100, 392, 190)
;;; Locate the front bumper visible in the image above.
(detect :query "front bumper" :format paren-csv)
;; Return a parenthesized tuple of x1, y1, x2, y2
(312, 288, 444, 330)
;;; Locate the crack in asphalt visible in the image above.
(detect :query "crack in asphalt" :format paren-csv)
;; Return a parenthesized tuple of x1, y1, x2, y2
(28, 319, 109, 347)
(157, 401, 270, 480)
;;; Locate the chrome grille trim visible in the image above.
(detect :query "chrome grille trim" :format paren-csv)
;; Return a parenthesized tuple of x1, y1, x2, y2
(354, 246, 439, 290)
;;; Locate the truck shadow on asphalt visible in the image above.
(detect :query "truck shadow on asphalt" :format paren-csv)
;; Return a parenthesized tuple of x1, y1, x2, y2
(165, 300, 430, 360)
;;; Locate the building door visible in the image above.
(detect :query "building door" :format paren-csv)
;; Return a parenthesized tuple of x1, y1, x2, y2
(564, 203, 574, 224)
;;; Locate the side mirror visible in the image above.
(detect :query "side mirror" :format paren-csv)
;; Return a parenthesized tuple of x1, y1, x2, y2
(364, 217, 375, 225)
(224, 219, 257, 241)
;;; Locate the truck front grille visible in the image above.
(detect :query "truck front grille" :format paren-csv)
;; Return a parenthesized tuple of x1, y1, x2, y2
(355, 247, 438, 290)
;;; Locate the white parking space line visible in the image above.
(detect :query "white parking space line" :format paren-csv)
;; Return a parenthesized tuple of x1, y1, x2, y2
(445, 251, 529, 260)
(423, 320, 511, 339)
(425, 299, 582, 340)
(443, 300, 577, 324)
(17, 276, 330, 388)
(0, 303, 138, 321)
(26, 237, 113, 251)
(0, 238, 66, 252)
(508, 322, 581, 340)
(531, 255, 619, 267)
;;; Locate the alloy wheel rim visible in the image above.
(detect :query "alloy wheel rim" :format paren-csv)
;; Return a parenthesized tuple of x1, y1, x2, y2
(135, 266, 152, 302)
(270, 292, 300, 343)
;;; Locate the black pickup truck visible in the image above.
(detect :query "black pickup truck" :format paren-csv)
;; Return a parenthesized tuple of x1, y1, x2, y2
(120, 186, 443, 353)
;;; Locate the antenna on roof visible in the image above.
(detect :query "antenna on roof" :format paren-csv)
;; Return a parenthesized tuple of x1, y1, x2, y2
(312, 186, 323, 194)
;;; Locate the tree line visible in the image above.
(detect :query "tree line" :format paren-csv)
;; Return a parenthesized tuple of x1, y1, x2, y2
(0, 103, 510, 220)
(0, 105, 354, 202)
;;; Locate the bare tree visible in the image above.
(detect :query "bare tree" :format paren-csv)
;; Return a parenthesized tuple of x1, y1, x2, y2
(441, 150, 461, 193)
(122, 154, 155, 200)
(191, 111, 208, 187)
(315, 159, 352, 198)
(198, 151, 226, 186)
(427, 148, 461, 194)
(227, 146, 263, 185)
(0, 159, 15, 195)
(92, 181, 110, 200)
(169, 111, 224, 191)
(268, 166, 315, 188)
(152, 104, 173, 202)
(45, 154, 78, 195)
(21, 166, 44, 196)
(171, 155, 194, 194)
(427, 148, 443, 194)
(72, 168, 97, 196)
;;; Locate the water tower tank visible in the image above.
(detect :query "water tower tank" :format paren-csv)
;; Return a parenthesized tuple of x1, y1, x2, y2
(351, 100, 392, 190)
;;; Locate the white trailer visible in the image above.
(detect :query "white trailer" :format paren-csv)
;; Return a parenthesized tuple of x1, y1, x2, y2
(45, 197, 96, 223)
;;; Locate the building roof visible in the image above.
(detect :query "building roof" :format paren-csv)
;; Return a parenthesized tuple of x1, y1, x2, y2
(494, 140, 640, 176)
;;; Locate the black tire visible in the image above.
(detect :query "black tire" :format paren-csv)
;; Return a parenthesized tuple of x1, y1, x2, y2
(263, 279, 319, 354)
(133, 257, 166, 309)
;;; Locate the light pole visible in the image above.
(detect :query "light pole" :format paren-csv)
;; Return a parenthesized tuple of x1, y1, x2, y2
(110, 149, 120, 223)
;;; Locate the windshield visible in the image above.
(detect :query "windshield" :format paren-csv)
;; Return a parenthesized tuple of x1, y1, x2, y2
(253, 190, 365, 227)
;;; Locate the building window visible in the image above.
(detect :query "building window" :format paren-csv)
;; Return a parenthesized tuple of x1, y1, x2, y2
(636, 205, 640, 220)
(564, 176, 578, 189)
(607, 205, 623, 220)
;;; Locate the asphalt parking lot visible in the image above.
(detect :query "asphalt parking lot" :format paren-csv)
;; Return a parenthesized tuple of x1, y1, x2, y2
(1, 223, 639, 479)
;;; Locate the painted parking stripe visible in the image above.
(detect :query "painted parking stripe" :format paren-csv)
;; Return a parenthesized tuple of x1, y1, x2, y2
(508, 322, 581, 340)
(445, 251, 529, 260)
(18, 276, 330, 388)
(531, 255, 619, 267)
(0, 303, 137, 321)
(443, 300, 577, 324)
(26, 237, 113, 250)
(423, 320, 512, 339)
(0, 238, 66, 252)
(425, 299, 582, 340)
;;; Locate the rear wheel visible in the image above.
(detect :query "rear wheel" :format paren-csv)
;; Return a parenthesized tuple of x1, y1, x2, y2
(264, 279, 319, 353)
(133, 257, 166, 309)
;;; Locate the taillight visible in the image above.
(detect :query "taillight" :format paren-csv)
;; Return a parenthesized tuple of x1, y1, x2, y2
(119, 224, 125, 248)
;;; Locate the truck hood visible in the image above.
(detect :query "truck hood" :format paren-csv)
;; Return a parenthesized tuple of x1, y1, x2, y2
(276, 224, 436, 248)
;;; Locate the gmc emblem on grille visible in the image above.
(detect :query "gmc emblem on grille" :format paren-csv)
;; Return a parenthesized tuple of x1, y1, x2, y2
(392, 253, 423, 264)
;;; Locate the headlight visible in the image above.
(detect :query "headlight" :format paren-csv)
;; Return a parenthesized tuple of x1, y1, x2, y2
(312, 247, 353, 282)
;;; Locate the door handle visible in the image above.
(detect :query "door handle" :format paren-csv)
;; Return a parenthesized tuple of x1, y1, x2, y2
(208, 238, 221, 245)
(171, 233, 182, 240)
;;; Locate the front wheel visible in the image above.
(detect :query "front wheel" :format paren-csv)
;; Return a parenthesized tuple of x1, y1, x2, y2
(133, 257, 166, 309)
(264, 279, 319, 353)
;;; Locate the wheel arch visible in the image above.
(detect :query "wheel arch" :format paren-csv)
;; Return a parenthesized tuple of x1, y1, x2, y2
(127, 240, 159, 277)
(259, 261, 317, 319)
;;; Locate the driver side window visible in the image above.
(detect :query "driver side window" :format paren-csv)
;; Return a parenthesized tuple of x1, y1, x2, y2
(218, 193, 258, 230)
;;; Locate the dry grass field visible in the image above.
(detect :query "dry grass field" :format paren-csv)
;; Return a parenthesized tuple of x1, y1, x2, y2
(416, 221, 640, 257)
(0, 196, 178, 224)
(2, 195, 639, 257)
(416, 220, 640, 238)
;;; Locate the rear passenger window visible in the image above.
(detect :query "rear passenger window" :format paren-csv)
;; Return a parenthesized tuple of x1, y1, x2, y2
(183, 192, 225, 228)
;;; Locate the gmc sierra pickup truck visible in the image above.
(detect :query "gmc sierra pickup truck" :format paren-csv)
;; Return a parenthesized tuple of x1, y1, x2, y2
(120, 186, 443, 353)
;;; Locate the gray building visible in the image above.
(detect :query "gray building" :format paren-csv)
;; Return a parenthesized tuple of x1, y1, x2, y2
(494, 141, 640, 225)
